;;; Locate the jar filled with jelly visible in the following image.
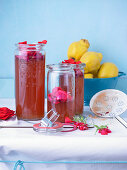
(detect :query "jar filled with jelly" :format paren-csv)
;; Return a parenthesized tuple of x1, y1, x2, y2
(47, 64, 75, 122)
(15, 41, 47, 120)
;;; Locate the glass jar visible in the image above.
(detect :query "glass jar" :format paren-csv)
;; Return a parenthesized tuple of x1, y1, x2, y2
(47, 64, 75, 123)
(15, 42, 46, 120)
(73, 64, 85, 115)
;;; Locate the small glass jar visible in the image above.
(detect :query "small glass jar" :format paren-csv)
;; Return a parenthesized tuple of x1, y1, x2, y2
(47, 64, 75, 123)
(73, 64, 85, 115)
(15, 42, 46, 120)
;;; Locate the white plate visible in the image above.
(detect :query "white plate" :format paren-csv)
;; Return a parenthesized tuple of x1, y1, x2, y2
(90, 89, 127, 117)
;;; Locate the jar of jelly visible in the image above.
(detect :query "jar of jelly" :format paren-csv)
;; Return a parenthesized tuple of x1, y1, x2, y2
(15, 41, 46, 120)
(73, 63, 85, 115)
(47, 64, 75, 123)
(62, 59, 85, 115)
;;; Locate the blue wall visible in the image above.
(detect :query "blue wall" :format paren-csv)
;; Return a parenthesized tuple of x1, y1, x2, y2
(0, 0, 127, 98)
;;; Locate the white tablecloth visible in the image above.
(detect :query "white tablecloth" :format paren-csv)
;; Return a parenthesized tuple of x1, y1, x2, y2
(0, 99, 127, 170)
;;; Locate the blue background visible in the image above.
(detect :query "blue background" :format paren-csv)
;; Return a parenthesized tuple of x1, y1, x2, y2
(0, 0, 127, 98)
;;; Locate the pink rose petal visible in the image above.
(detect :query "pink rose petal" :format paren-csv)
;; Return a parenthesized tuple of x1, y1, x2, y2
(100, 129, 108, 135)
(52, 87, 62, 95)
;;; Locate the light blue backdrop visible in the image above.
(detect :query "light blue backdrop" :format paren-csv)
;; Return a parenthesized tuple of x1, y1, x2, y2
(0, 0, 127, 98)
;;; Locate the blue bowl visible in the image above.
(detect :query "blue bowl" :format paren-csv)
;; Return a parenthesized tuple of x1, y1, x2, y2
(84, 72, 126, 106)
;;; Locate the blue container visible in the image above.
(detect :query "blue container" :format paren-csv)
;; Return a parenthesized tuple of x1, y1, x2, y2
(84, 72, 126, 106)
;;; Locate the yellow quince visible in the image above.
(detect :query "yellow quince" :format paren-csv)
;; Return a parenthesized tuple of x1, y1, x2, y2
(67, 39, 90, 61)
(80, 52, 103, 73)
(98, 62, 118, 78)
(84, 73, 93, 78)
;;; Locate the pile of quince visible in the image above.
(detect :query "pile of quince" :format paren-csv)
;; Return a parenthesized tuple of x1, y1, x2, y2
(67, 39, 118, 78)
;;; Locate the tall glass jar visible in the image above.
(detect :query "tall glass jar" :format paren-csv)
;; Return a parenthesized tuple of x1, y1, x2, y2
(73, 64, 85, 115)
(62, 60, 85, 115)
(47, 64, 75, 123)
(15, 42, 46, 120)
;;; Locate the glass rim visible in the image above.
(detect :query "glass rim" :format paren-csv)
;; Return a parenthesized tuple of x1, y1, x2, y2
(15, 43, 45, 47)
(46, 63, 86, 71)
(15, 43, 45, 51)
(46, 63, 75, 70)
(59, 62, 86, 69)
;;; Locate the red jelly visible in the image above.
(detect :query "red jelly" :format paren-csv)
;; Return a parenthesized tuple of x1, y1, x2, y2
(15, 42, 46, 120)
(62, 59, 85, 115)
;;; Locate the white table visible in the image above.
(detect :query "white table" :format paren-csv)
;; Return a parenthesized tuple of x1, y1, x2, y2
(0, 99, 127, 170)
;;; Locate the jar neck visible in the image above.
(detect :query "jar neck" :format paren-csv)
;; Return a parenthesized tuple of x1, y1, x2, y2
(16, 43, 45, 51)
(46, 64, 74, 71)
(71, 63, 86, 70)
(60, 62, 85, 71)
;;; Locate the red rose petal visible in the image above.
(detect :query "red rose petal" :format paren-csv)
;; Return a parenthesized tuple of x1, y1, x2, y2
(49, 87, 73, 104)
(62, 59, 75, 64)
(100, 129, 108, 135)
(68, 59, 75, 64)
(79, 126, 84, 130)
(38, 40, 47, 44)
(28, 44, 36, 46)
(65, 117, 72, 123)
(62, 59, 82, 65)
(55, 90, 67, 102)
(52, 87, 62, 95)
(27, 47, 36, 50)
(0, 107, 15, 120)
(105, 128, 112, 133)
(76, 61, 82, 64)
(19, 41, 27, 44)
(41, 40, 47, 44)
(63, 60, 69, 63)
(98, 129, 102, 133)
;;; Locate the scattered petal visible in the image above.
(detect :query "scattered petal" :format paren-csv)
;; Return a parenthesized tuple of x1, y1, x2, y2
(19, 41, 27, 44)
(0, 107, 15, 120)
(41, 40, 47, 44)
(101, 129, 108, 135)
(65, 117, 72, 123)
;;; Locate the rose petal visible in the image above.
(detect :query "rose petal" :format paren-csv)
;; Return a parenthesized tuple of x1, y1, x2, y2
(64, 60, 70, 63)
(105, 128, 112, 133)
(76, 61, 82, 64)
(19, 41, 27, 44)
(65, 117, 72, 123)
(69, 59, 75, 64)
(98, 129, 102, 133)
(62, 59, 75, 64)
(52, 87, 62, 95)
(41, 40, 47, 44)
(62, 59, 83, 64)
(101, 129, 108, 135)
(49, 87, 73, 104)
(0, 107, 15, 120)
(57, 90, 67, 102)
